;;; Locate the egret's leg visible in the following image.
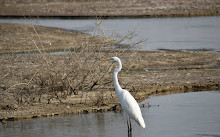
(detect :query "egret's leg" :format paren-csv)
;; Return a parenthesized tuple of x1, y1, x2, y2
(127, 118, 132, 137)
(129, 118, 132, 135)
(127, 118, 130, 132)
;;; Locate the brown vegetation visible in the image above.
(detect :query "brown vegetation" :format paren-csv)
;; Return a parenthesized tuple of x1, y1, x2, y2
(0, 0, 220, 17)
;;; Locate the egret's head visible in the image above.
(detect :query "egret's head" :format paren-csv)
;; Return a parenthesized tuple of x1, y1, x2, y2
(101, 56, 122, 72)
(100, 56, 119, 62)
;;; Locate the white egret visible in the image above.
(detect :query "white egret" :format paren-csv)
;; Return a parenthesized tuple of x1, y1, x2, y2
(101, 57, 146, 134)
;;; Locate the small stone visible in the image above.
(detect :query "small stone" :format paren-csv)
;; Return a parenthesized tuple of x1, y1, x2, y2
(12, 104, 18, 110)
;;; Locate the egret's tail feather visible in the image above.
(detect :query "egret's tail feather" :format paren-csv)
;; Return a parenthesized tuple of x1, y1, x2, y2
(138, 117, 146, 128)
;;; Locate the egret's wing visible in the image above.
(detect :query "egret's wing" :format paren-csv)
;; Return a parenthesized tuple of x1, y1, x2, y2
(119, 89, 145, 128)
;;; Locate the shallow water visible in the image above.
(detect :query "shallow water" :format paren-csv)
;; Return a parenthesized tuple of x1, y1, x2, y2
(0, 16, 220, 51)
(1, 91, 220, 137)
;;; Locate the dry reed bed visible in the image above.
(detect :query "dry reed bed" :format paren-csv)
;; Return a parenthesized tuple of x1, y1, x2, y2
(1, 0, 220, 17)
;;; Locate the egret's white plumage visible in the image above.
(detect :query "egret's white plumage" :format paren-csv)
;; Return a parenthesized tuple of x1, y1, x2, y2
(102, 57, 146, 128)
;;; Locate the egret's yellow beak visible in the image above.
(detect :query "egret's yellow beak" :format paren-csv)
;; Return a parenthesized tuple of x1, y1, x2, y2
(100, 58, 111, 61)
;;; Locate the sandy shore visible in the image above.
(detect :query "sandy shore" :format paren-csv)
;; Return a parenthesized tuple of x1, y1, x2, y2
(0, 23, 220, 122)
(0, 0, 220, 17)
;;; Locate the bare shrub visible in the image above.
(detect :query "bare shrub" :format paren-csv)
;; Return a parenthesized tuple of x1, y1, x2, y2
(0, 20, 144, 109)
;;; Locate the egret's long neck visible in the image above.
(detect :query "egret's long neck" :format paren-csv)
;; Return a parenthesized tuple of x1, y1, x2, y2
(113, 59, 122, 92)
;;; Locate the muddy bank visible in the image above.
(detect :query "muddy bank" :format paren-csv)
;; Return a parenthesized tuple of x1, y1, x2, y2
(0, 0, 220, 17)
(0, 23, 220, 122)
